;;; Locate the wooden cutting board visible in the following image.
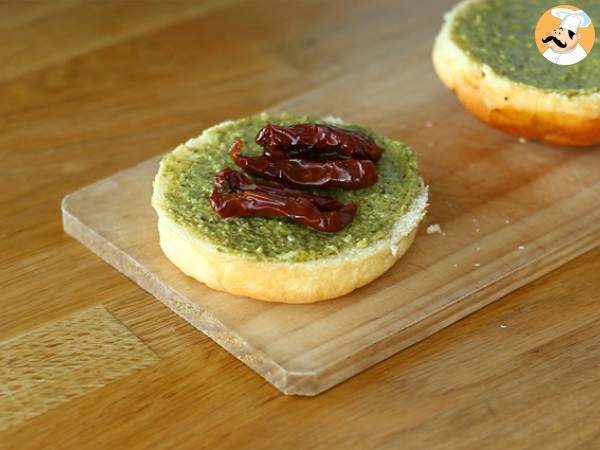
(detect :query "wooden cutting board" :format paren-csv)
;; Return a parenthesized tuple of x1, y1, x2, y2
(62, 27, 600, 396)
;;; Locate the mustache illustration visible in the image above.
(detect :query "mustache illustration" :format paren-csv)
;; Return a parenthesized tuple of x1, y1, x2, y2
(542, 35, 567, 48)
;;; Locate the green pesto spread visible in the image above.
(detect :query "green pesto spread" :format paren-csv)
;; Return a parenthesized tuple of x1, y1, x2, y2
(156, 113, 420, 263)
(451, 0, 600, 95)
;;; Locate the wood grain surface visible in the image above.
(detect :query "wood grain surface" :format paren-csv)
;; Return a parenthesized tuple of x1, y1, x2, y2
(2, 0, 600, 447)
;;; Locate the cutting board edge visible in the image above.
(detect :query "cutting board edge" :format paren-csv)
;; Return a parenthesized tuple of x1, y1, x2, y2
(60, 165, 600, 396)
(62, 194, 321, 395)
(307, 222, 600, 394)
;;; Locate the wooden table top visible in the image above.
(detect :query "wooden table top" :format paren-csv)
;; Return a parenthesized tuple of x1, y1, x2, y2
(2, 1, 599, 448)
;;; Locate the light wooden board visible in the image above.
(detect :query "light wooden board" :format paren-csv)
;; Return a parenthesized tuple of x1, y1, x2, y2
(59, 5, 600, 396)
(62, 130, 600, 397)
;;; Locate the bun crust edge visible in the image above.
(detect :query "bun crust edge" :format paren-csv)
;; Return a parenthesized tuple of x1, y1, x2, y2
(432, 0, 600, 147)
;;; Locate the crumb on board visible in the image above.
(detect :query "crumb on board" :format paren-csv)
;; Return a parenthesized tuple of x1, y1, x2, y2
(476, 247, 481, 252)
(505, 219, 511, 225)
(475, 227, 480, 233)
(500, 323, 509, 329)
(427, 142, 434, 148)
(453, 263, 459, 268)
(474, 263, 481, 268)
(427, 224, 443, 235)
(426, 121, 434, 128)
(518, 137, 527, 144)
(518, 245, 525, 250)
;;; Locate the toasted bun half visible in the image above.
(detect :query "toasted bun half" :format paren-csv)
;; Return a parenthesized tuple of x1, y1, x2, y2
(152, 121, 428, 304)
(433, 0, 600, 146)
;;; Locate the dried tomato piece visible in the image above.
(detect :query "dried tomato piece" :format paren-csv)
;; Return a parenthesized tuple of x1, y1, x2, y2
(210, 168, 357, 232)
(255, 123, 384, 161)
(229, 138, 378, 190)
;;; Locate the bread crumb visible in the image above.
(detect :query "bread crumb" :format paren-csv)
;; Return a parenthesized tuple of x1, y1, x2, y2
(476, 247, 481, 252)
(427, 224, 443, 235)
(505, 219, 511, 225)
(426, 121, 434, 128)
(474, 263, 481, 268)
(500, 323, 508, 329)
(518, 137, 527, 144)
(518, 245, 525, 250)
(427, 142, 434, 148)
(475, 227, 480, 233)
(453, 263, 458, 268)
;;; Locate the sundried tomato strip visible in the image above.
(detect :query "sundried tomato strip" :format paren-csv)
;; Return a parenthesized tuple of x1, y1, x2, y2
(255, 123, 384, 161)
(229, 138, 378, 190)
(209, 168, 357, 232)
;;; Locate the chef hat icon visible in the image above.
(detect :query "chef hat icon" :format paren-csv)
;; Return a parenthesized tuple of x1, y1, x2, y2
(551, 8, 592, 33)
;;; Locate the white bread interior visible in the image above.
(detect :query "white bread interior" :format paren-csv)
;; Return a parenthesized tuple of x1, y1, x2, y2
(152, 119, 428, 304)
(432, 0, 600, 146)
